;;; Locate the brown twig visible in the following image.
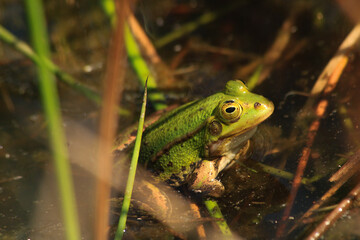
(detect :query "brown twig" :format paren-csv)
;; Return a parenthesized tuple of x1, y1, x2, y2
(336, 0, 360, 23)
(330, 150, 360, 183)
(190, 202, 207, 240)
(189, 39, 258, 59)
(289, 149, 360, 233)
(170, 40, 191, 70)
(300, 23, 360, 114)
(94, 0, 127, 239)
(276, 99, 327, 238)
(127, 13, 175, 87)
(256, 13, 296, 85)
(235, 5, 301, 82)
(276, 24, 360, 238)
(0, 83, 15, 112)
(0, 175, 22, 184)
(305, 180, 360, 240)
(127, 13, 161, 65)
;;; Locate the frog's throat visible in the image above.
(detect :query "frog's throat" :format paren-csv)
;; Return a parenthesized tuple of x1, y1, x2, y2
(218, 139, 251, 173)
(207, 126, 257, 158)
(220, 125, 258, 141)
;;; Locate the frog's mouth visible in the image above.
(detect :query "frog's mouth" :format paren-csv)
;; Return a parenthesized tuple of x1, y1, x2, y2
(208, 126, 257, 158)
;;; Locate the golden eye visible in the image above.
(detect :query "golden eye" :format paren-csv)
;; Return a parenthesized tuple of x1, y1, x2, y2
(219, 100, 242, 122)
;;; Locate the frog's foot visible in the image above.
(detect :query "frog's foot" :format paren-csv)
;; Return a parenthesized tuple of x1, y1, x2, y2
(189, 178, 225, 197)
(187, 160, 225, 197)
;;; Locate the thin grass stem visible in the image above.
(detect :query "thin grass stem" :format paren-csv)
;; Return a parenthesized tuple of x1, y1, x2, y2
(154, 2, 244, 48)
(204, 199, 232, 238)
(115, 79, 148, 240)
(24, 0, 80, 239)
(124, 23, 167, 110)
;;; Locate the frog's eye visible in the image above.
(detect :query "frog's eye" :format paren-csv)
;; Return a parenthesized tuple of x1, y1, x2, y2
(238, 79, 246, 85)
(236, 79, 248, 89)
(219, 100, 242, 123)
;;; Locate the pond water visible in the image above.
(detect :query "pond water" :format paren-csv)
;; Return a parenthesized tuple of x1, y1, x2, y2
(0, 0, 359, 239)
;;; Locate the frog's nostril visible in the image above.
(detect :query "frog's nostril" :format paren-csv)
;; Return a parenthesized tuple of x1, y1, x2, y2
(254, 102, 261, 109)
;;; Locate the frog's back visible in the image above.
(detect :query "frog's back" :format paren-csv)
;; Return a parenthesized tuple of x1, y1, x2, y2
(140, 92, 225, 165)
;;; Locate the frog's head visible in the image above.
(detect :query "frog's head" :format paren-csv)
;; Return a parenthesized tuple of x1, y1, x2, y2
(205, 80, 274, 157)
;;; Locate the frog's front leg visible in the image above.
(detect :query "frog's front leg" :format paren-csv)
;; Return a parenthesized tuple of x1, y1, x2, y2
(187, 159, 224, 197)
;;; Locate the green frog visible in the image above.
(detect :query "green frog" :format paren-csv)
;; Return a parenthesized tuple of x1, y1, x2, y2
(139, 80, 274, 197)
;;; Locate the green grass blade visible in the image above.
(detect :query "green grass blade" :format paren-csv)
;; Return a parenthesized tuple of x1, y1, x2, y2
(24, 0, 80, 239)
(100, 0, 116, 26)
(115, 78, 149, 240)
(154, 2, 244, 48)
(204, 199, 232, 238)
(100, 0, 167, 111)
(154, 11, 218, 48)
(124, 23, 167, 110)
(246, 64, 263, 91)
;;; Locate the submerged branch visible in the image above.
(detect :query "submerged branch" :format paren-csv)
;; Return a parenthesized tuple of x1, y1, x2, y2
(277, 23, 360, 238)
(305, 181, 360, 240)
(289, 149, 360, 233)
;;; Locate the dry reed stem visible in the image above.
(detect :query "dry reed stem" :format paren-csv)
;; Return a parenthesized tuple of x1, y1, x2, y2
(276, 100, 327, 237)
(257, 15, 294, 85)
(289, 149, 360, 233)
(329, 150, 360, 182)
(127, 13, 161, 64)
(276, 24, 360, 237)
(94, 0, 127, 239)
(292, 24, 360, 148)
(127, 13, 175, 86)
(189, 39, 259, 59)
(190, 203, 207, 240)
(170, 41, 190, 70)
(336, 0, 360, 23)
(236, 6, 300, 81)
(303, 23, 360, 107)
(0, 84, 15, 112)
(305, 181, 360, 240)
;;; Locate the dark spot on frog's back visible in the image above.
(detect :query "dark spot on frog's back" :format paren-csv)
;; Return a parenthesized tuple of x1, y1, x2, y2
(148, 149, 154, 156)
(167, 174, 182, 186)
(163, 148, 170, 156)
(166, 179, 176, 185)
(153, 165, 164, 174)
(167, 161, 173, 167)
(130, 129, 137, 137)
